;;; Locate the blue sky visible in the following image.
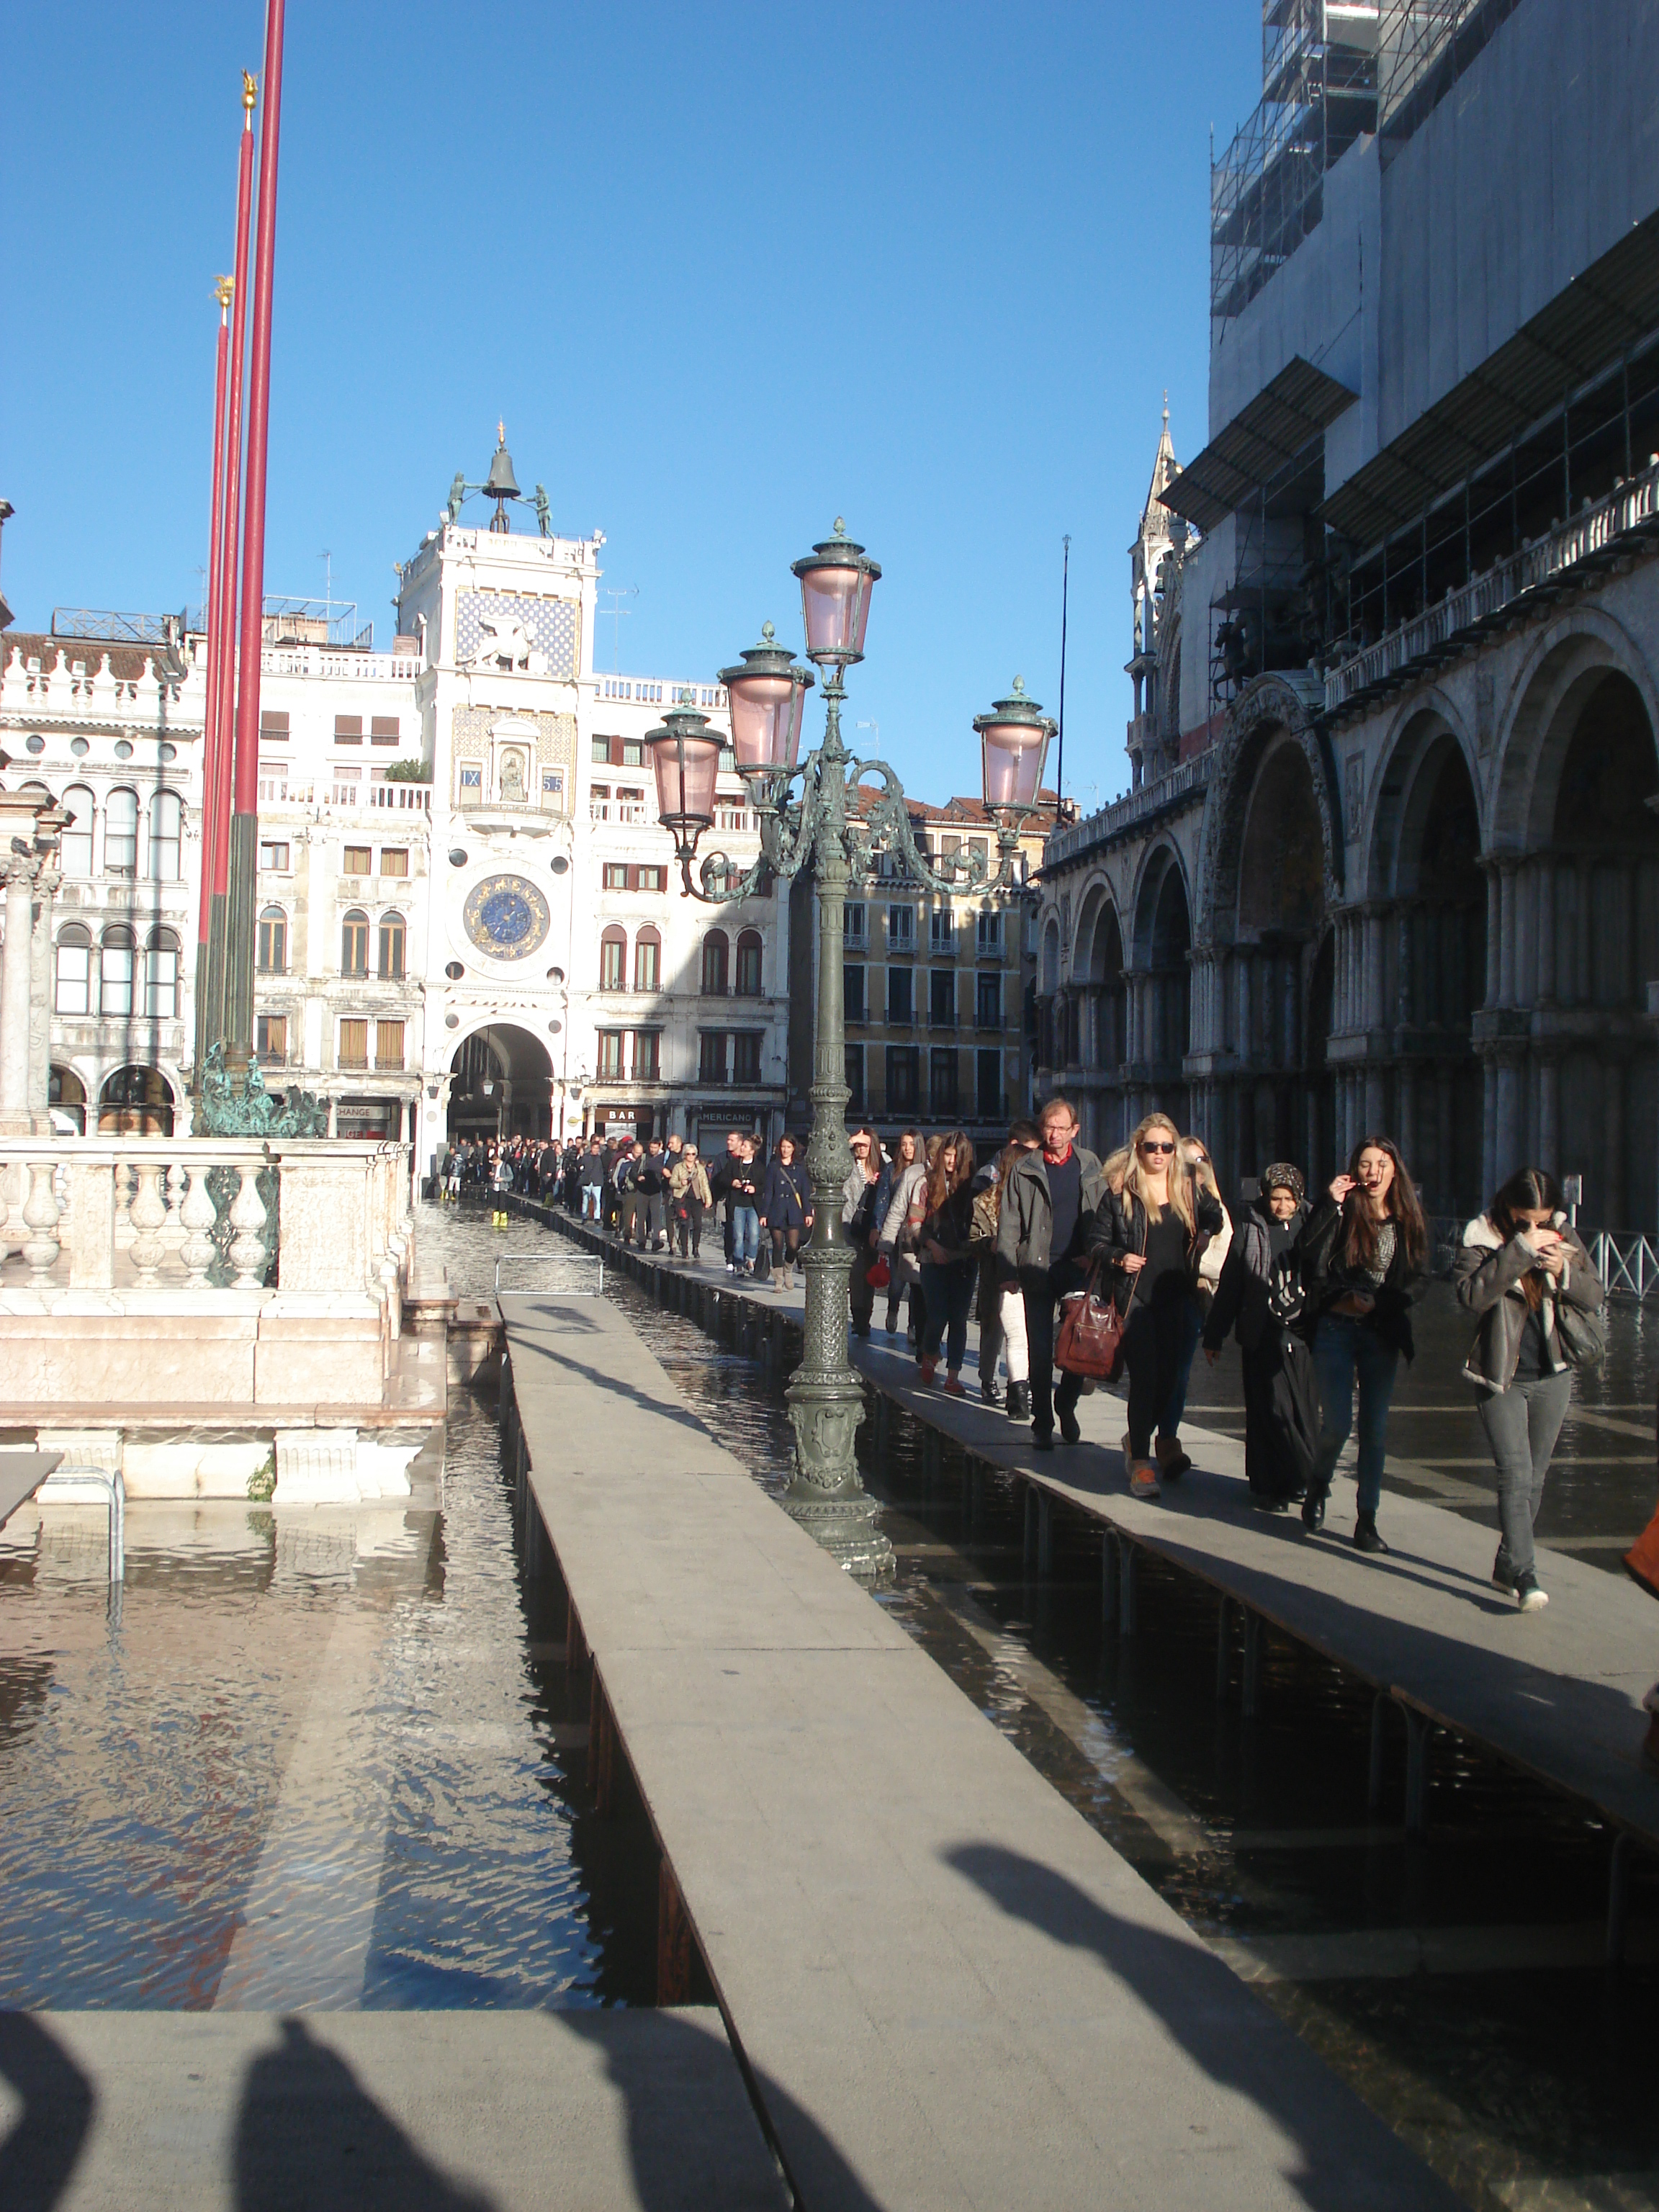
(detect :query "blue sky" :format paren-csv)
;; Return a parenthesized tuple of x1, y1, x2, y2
(2, 2, 1258, 810)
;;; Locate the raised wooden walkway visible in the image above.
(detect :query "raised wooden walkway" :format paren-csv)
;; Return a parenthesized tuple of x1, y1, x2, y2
(499, 1287, 1454, 2212)
(523, 1200, 1659, 1947)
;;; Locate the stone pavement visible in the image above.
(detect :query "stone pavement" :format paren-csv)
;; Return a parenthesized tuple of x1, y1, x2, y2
(501, 1289, 1457, 2212)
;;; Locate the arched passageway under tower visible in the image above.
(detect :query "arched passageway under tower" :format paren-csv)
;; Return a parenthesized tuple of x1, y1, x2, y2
(448, 1024, 554, 1144)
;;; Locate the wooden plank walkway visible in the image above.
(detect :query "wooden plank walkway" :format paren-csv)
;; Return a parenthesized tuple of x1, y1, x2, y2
(526, 1203, 1659, 1892)
(500, 1288, 1455, 2212)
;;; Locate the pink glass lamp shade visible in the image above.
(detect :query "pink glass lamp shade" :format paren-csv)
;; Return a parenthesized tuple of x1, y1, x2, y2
(647, 703, 723, 843)
(719, 624, 814, 775)
(790, 518, 881, 665)
(974, 678, 1056, 816)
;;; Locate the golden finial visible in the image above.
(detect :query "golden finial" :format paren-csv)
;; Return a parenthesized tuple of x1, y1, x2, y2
(243, 70, 258, 112)
(498, 418, 506, 446)
(214, 274, 235, 310)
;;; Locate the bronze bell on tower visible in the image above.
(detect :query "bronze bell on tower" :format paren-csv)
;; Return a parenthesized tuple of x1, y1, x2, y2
(484, 422, 520, 530)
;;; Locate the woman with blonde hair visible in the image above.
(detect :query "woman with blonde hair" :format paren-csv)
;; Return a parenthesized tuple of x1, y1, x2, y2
(917, 1130, 979, 1391)
(1084, 1111, 1223, 1499)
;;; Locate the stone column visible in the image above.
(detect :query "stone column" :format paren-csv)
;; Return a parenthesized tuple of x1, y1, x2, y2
(1537, 1049, 1560, 1179)
(28, 866, 59, 1118)
(1496, 1048, 1524, 1183)
(1364, 904, 1388, 1032)
(0, 852, 41, 1125)
(1481, 1055, 1498, 1199)
(1436, 1067, 1455, 1216)
(1576, 860, 1594, 1004)
(1534, 860, 1557, 1006)
(1604, 1053, 1627, 1229)
(1497, 861, 1518, 1007)
(1486, 863, 1513, 1012)
(327, 1094, 338, 1139)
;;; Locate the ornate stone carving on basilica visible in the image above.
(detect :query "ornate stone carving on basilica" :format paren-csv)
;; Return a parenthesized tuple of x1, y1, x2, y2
(454, 590, 578, 680)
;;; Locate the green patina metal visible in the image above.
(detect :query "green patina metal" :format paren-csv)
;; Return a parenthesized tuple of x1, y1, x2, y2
(196, 1042, 328, 1139)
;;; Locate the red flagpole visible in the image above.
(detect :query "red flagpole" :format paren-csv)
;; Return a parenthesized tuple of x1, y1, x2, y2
(202, 82, 257, 1068)
(199, 288, 230, 962)
(225, 0, 284, 1065)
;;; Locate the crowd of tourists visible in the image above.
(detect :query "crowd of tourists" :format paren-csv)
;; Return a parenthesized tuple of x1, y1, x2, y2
(440, 1100, 1612, 1615)
(860, 1092, 1604, 1614)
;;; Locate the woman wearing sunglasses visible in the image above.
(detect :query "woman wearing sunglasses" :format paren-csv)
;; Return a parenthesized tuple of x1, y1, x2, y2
(1086, 1112, 1224, 1499)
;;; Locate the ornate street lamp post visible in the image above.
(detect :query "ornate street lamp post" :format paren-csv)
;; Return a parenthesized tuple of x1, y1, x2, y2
(647, 521, 1056, 1575)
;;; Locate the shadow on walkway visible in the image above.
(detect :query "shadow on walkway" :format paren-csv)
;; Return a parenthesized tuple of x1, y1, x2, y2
(233, 2018, 493, 2212)
(0, 2014, 93, 2212)
(946, 1842, 1458, 2212)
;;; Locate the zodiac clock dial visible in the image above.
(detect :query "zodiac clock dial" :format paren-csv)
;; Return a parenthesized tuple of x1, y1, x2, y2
(462, 873, 551, 961)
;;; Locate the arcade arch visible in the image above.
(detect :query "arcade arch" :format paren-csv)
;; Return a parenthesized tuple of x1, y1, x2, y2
(447, 1022, 553, 1143)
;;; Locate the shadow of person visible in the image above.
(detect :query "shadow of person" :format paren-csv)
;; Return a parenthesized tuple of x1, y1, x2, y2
(233, 2018, 495, 2212)
(557, 2008, 879, 2212)
(0, 2014, 94, 2212)
(945, 1843, 1459, 2212)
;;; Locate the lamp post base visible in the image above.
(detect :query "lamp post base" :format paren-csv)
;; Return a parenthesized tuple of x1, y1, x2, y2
(779, 1479, 894, 1578)
(783, 1244, 894, 1580)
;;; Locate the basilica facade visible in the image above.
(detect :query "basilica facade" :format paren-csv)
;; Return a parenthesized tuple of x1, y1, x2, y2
(1035, 0, 1659, 1238)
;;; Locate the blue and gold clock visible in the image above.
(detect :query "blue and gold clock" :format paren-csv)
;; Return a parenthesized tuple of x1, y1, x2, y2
(462, 872, 551, 961)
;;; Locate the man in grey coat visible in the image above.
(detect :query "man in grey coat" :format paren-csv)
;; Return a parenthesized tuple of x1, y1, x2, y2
(995, 1094, 1107, 1449)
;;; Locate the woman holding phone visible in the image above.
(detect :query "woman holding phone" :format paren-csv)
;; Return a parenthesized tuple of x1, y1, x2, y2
(1455, 1168, 1605, 1611)
(1296, 1136, 1429, 1552)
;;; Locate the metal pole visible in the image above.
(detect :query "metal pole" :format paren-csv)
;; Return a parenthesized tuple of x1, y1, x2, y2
(225, 0, 285, 1072)
(197, 284, 232, 1071)
(1056, 534, 1070, 809)
(207, 84, 256, 1069)
(778, 670, 892, 1574)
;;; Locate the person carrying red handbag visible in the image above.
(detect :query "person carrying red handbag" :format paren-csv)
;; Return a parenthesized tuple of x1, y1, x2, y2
(994, 1094, 1107, 1454)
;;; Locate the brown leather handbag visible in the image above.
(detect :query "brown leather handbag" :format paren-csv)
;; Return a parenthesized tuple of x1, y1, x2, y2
(1056, 1210, 1145, 1382)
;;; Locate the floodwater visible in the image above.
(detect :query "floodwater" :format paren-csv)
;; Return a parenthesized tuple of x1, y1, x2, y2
(556, 1206, 1659, 2212)
(0, 1207, 660, 2009)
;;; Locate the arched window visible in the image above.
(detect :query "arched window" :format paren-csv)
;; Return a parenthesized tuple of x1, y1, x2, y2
(145, 928, 180, 1018)
(99, 1064, 174, 1136)
(101, 926, 135, 1015)
(60, 787, 94, 877)
(55, 925, 92, 1015)
(701, 929, 729, 995)
(341, 909, 369, 976)
(634, 925, 661, 992)
(599, 925, 627, 992)
(735, 928, 763, 997)
(378, 911, 406, 981)
(105, 788, 138, 877)
(257, 904, 288, 974)
(148, 790, 181, 881)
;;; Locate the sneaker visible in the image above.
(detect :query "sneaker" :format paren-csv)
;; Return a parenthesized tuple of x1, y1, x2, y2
(1129, 1461, 1162, 1501)
(943, 1374, 966, 1398)
(919, 1357, 938, 1386)
(1514, 1573, 1549, 1612)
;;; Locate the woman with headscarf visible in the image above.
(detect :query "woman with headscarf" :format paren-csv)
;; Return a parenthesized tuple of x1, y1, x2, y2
(1202, 1163, 1319, 1509)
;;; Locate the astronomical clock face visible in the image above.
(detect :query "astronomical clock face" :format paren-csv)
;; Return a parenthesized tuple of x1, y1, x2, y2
(462, 872, 551, 962)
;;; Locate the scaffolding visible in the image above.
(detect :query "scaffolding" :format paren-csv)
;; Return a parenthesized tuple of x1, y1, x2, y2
(1211, 3, 1380, 325)
(1376, 0, 1525, 149)
(50, 606, 197, 646)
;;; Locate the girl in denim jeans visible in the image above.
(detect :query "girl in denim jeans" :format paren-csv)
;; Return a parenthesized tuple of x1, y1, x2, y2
(1295, 1136, 1429, 1553)
(728, 1142, 763, 1274)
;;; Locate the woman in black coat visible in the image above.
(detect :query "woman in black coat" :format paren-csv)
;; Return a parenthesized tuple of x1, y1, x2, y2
(1202, 1164, 1319, 1509)
(760, 1135, 813, 1293)
(1295, 1135, 1429, 1553)
(1085, 1113, 1224, 1500)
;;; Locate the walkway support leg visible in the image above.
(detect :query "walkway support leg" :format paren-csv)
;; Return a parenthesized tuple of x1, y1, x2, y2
(1368, 1692, 1390, 1815)
(1215, 1596, 1231, 1701)
(1241, 1610, 1262, 1719)
(1022, 1485, 1038, 1571)
(1037, 1493, 1053, 1578)
(1100, 1532, 1118, 1626)
(1118, 1539, 1138, 1635)
(1608, 1831, 1634, 1966)
(1403, 1708, 1432, 1834)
